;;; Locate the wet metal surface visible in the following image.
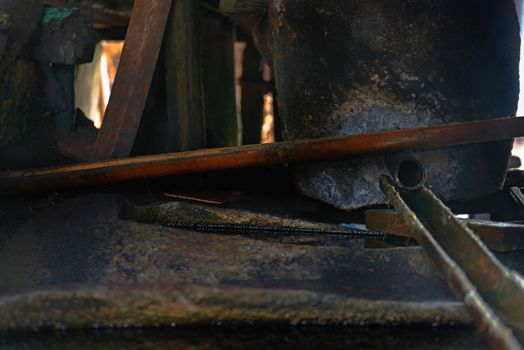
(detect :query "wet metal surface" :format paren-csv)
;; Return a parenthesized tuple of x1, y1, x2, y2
(0, 284, 469, 332)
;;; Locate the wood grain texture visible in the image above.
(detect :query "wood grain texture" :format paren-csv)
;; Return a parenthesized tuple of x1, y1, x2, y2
(201, 12, 238, 147)
(90, 0, 173, 161)
(164, 0, 206, 152)
(1, 117, 524, 194)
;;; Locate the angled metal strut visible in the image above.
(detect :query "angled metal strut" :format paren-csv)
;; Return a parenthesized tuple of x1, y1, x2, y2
(380, 175, 524, 350)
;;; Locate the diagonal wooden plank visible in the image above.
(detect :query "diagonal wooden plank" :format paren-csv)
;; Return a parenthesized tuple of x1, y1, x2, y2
(90, 0, 173, 161)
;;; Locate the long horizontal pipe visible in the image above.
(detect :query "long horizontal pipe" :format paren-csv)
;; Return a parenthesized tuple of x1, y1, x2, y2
(1, 117, 523, 194)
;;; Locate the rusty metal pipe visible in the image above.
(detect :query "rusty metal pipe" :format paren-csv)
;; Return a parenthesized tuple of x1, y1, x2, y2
(1, 117, 524, 195)
(380, 176, 524, 350)
(394, 157, 427, 190)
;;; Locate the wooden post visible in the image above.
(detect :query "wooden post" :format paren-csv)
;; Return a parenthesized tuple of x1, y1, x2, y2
(201, 12, 238, 147)
(241, 40, 265, 145)
(164, 0, 206, 152)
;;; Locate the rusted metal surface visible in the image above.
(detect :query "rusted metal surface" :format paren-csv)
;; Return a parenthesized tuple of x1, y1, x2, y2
(380, 176, 524, 349)
(123, 200, 382, 238)
(0, 194, 472, 330)
(0, 284, 470, 332)
(366, 209, 524, 252)
(1, 117, 524, 195)
(252, 0, 520, 209)
(90, 0, 173, 161)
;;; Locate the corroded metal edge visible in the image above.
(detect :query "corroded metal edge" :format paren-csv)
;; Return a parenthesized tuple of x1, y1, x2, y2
(122, 200, 382, 238)
(380, 176, 523, 350)
(0, 284, 470, 332)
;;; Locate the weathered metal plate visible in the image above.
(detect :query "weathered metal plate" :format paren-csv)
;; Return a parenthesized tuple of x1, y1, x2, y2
(0, 195, 470, 330)
(259, 0, 520, 209)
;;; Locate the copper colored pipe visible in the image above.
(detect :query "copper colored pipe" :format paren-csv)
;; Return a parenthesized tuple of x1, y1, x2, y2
(1, 117, 523, 195)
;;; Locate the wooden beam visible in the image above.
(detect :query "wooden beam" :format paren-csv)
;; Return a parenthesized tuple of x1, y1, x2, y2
(240, 40, 265, 145)
(201, 12, 238, 147)
(90, 0, 173, 161)
(163, 0, 206, 152)
(1, 117, 524, 194)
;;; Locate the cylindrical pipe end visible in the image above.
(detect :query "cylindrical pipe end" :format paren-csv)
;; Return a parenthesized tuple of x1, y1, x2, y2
(395, 157, 427, 190)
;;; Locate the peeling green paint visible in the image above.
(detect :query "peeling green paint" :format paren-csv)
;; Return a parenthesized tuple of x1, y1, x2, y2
(42, 7, 76, 24)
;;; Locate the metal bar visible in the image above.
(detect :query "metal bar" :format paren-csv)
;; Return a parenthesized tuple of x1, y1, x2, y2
(380, 175, 524, 350)
(1, 117, 524, 194)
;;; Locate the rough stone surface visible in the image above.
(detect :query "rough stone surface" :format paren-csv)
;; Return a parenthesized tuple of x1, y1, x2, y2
(258, 0, 520, 209)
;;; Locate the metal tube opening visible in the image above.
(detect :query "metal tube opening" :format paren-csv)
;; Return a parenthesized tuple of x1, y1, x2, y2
(396, 158, 427, 190)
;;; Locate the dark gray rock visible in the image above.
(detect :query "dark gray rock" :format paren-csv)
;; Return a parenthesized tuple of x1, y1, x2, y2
(258, 0, 520, 209)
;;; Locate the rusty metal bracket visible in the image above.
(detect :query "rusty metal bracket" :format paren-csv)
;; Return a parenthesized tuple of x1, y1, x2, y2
(380, 175, 524, 350)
